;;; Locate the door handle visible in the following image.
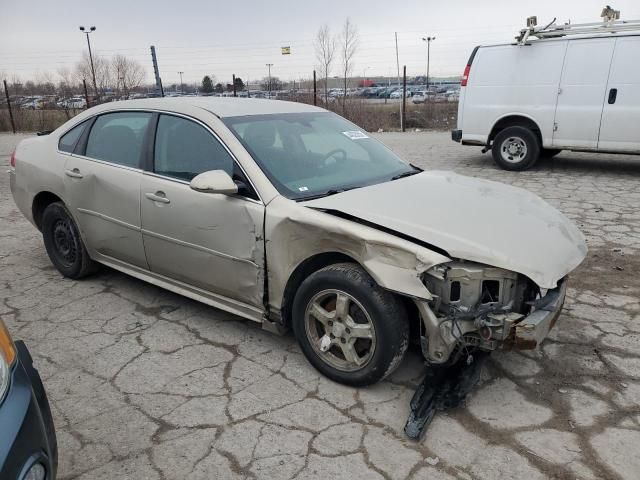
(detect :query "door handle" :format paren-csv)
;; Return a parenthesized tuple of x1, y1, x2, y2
(145, 192, 170, 204)
(608, 88, 618, 104)
(64, 168, 83, 179)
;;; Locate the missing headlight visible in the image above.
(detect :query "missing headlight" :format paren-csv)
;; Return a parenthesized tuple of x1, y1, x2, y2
(481, 280, 500, 303)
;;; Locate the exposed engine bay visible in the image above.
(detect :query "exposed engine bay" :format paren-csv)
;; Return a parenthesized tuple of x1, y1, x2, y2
(418, 261, 540, 365)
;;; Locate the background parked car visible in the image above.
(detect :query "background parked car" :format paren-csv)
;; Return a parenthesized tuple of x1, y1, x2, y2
(0, 318, 58, 480)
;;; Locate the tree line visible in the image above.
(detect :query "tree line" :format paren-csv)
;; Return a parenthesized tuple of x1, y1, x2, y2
(2, 53, 146, 97)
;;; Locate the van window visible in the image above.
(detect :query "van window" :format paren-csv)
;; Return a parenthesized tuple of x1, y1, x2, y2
(85, 112, 152, 168)
(58, 120, 89, 153)
(154, 114, 234, 181)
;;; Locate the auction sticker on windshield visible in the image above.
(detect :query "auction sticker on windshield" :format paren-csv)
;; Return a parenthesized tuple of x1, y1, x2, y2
(342, 130, 369, 140)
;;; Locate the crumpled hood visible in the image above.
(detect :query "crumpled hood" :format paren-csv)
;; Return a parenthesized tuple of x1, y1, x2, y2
(304, 171, 587, 288)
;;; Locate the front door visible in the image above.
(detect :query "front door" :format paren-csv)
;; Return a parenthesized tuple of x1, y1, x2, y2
(597, 36, 640, 152)
(140, 113, 265, 311)
(63, 111, 152, 269)
(552, 38, 615, 149)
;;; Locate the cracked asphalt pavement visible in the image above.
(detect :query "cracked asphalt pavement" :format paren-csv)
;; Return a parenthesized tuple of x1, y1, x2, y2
(2, 131, 640, 480)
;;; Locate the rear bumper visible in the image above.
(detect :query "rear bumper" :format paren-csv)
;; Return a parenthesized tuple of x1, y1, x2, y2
(451, 129, 462, 142)
(0, 341, 57, 480)
(508, 279, 567, 349)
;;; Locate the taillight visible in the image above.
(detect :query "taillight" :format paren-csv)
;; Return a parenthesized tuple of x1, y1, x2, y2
(461, 64, 471, 87)
(10, 150, 16, 169)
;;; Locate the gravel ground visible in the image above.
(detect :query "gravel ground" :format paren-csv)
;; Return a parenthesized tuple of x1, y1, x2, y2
(1, 131, 639, 480)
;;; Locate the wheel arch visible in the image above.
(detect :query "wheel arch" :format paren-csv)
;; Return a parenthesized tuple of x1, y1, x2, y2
(280, 252, 362, 328)
(32, 191, 64, 231)
(279, 251, 422, 336)
(488, 114, 543, 146)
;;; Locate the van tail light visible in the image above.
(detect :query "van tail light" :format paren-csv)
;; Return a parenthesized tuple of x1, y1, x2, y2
(461, 46, 479, 87)
(461, 64, 471, 87)
(10, 150, 16, 169)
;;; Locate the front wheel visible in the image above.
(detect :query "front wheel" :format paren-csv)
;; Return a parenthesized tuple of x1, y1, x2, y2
(292, 263, 409, 387)
(492, 126, 541, 171)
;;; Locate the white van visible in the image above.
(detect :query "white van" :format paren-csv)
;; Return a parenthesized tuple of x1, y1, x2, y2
(453, 19, 640, 170)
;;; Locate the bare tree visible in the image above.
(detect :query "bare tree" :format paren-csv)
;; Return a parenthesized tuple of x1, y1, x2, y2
(111, 54, 145, 97)
(74, 52, 111, 96)
(57, 67, 77, 97)
(339, 17, 358, 108)
(314, 24, 337, 102)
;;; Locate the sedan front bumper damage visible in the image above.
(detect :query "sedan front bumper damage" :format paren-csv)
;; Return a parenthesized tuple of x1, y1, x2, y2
(507, 279, 567, 350)
(405, 279, 567, 440)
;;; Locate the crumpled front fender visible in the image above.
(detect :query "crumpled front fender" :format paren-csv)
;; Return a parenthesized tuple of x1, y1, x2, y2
(265, 196, 451, 319)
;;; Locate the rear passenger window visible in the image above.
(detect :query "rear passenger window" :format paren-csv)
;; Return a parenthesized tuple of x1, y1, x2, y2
(58, 121, 88, 153)
(154, 114, 234, 181)
(86, 112, 152, 168)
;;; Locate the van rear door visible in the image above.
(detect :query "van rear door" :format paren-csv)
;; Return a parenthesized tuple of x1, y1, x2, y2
(597, 36, 640, 153)
(552, 38, 615, 149)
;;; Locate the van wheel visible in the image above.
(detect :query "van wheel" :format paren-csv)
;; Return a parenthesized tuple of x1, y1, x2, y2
(292, 263, 409, 387)
(542, 148, 562, 158)
(42, 202, 97, 279)
(492, 126, 540, 171)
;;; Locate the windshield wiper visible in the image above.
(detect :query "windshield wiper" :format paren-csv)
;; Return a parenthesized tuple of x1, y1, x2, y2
(298, 186, 358, 201)
(390, 169, 421, 181)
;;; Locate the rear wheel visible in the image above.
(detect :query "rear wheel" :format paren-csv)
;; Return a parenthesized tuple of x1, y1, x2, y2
(492, 126, 540, 171)
(292, 263, 409, 387)
(42, 202, 96, 279)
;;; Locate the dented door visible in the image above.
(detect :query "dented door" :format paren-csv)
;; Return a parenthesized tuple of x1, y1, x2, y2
(140, 173, 265, 308)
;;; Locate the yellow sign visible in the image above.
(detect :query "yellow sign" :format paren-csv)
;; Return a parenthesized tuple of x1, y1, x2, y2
(281, 46, 291, 55)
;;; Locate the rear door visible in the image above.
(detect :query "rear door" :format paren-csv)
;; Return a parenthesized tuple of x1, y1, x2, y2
(63, 111, 151, 269)
(552, 38, 615, 149)
(597, 36, 640, 152)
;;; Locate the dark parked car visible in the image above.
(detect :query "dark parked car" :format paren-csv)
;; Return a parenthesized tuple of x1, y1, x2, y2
(0, 318, 57, 480)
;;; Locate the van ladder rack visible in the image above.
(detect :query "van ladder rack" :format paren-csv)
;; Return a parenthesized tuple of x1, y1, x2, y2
(516, 15, 640, 45)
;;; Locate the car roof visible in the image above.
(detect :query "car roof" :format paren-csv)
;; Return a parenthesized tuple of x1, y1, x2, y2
(87, 96, 326, 118)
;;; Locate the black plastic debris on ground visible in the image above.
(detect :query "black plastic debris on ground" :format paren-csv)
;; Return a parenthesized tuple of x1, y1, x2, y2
(404, 352, 489, 440)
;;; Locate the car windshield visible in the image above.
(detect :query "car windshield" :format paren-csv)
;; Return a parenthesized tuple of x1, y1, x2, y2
(223, 112, 416, 200)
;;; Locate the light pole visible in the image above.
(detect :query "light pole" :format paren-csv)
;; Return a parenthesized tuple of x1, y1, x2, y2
(421, 36, 436, 90)
(266, 63, 273, 98)
(79, 26, 99, 101)
(178, 71, 184, 94)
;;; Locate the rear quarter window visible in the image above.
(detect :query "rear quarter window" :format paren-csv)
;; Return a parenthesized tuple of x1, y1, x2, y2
(85, 112, 152, 168)
(58, 120, 89, 153)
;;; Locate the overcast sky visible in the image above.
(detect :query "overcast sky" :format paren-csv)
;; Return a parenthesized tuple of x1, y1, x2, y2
(2, 0, 639, 86)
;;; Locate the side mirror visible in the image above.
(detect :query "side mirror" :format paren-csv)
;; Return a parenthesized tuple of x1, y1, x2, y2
(190, 170, 238, 195)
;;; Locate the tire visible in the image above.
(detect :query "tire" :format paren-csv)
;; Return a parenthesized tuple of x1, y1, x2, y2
(541, 148, 562, 158)
(292, 263, 409, 387)
(41, 202, 96, 279)
(491, 126, 541, 171)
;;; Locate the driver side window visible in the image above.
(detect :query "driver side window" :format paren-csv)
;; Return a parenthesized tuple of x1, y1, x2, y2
(154, 115, 234, 181)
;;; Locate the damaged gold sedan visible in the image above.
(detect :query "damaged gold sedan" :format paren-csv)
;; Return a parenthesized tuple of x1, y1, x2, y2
(9, 98, 587, 390)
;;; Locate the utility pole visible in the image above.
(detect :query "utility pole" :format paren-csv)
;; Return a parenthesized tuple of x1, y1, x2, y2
(121, 77, 128, 98)
(178, 71, 184, 94)
(150, 46, 164, 97)
(313, 70, 317, 106)
(266, 63, 273, 98)
(421, 36, 436, 90)
(82, 79, 90, 108)
(79, 26, 99, 101)
(3, 80, 16, 134)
